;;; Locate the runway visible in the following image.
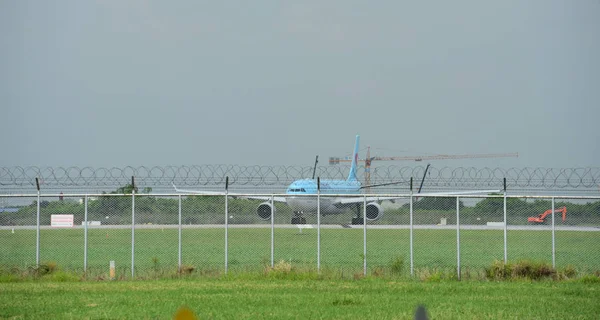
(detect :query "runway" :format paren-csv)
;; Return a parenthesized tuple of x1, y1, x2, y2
(2, 224, 599, 232)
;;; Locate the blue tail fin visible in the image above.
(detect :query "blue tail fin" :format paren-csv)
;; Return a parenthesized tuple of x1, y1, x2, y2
(347, 135, 360, 181)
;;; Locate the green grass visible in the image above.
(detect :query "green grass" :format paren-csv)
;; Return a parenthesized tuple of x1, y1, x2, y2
(2, 228, 599, 278)
(0, 278, 599, 319)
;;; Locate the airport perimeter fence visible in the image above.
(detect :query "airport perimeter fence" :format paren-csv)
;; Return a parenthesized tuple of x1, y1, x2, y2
(2, 165, 600, 195)
(1, 192, 599, 280)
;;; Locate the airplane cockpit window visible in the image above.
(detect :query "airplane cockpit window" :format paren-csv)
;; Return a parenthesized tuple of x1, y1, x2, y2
(289, 188, 307, 192)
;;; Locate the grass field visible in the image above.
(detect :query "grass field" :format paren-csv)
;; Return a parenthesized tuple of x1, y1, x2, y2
(2, 227, 599, 279)
(1, 278, 599, 319)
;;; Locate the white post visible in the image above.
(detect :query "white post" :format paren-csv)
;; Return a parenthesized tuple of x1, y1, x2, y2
(270, 195, 274, 268)
(410, 191, 414, 276)
(131, 190, 135, 279)
(456, 196, 461, 280)
(363, 195, 367, 276)
(178, 195, 182, 272)
(551, 197, 556, 268)
(84, 195, 88, 273)
(503, 191, 508, 263)
(317, 187, 321, 272)
(225, 192, 229, 274)
(109, 260, 116, 280)
(36, 190, 40, 266)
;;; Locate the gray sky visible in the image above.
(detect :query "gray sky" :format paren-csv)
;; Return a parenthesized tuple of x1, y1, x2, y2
(1, 0, 599, 169)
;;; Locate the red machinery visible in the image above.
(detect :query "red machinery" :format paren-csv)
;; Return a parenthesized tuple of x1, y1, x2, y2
(528, 206, 567, 223)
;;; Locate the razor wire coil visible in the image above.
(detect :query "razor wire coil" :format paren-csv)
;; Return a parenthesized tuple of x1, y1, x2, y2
(1, 165, 599, 191)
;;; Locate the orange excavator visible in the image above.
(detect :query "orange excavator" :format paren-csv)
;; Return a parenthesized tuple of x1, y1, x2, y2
(528, 206, 567, 223)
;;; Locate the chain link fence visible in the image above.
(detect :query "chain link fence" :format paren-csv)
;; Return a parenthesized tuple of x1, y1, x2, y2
(1, 192, 599, 279)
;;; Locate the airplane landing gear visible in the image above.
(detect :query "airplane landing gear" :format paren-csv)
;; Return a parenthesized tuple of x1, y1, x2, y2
(291, 212, 306, 224)
(351, 203, 364, 225)
(291, 217, 307, 224)
(352, 217, 364, 225)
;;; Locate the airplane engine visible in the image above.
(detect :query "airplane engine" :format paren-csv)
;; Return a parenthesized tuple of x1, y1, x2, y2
(257, 202, 275, 220)
(365, 202, 384, 221)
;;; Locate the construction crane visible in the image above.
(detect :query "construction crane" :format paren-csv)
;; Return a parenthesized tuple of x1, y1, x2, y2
(528, 206, 567, 224)
(329, 148, 519, 188)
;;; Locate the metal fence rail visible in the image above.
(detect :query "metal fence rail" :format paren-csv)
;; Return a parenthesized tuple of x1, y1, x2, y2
(1, 192, 599, 279)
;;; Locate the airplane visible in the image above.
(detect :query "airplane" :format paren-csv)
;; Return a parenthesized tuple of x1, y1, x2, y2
(173, 135, 499, 224)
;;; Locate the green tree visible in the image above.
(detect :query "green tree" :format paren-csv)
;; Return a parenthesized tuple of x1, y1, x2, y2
(115, 183, 137, 194)
(473, 194, 528, 214)
(403, 197, 464, 210)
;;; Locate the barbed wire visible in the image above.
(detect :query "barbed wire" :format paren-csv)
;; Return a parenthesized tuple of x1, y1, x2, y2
(1, 165, 599, 191)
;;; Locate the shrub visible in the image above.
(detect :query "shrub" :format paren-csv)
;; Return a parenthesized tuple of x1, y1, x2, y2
(370, 266, 385, 278)
(179, 265, 195, 275)
(389, 256, 405, 275)
(486, 260, 555, 281)
(27, 261, 59, 277)
(353, 272, 365, 280)
(512, 260, 555, 280)
(580, 275, 600, 284)
(415, 268, 455, 281)
(275, 260, 293, 273)
(267, 260, 293, 276)
(557, 265, 577, 280)
(485, 260, 513, 280)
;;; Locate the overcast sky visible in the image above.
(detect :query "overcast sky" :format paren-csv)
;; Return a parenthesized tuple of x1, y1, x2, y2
(1, 1, 598, 169)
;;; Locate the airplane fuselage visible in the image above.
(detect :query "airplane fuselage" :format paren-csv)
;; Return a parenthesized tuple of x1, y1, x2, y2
(285, 178, 361, 214)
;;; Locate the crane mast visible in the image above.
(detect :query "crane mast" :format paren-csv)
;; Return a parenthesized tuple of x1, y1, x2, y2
(329, 149, 519, 187)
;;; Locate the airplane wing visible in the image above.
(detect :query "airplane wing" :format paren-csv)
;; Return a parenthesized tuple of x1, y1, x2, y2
(336, 189, 501, 205)
(172, 184, 288, 203)
(337, 196, 406, 204)
(412, 190, 501, 196)
(174, 184, 499, 206)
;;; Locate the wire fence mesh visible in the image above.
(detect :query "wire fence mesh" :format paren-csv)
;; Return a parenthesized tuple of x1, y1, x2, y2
(1, 193, 599, 279)
(181, 195, 225, 275)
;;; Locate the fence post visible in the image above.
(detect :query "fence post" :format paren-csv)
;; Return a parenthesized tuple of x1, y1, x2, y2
(225, 177, 229, 274)
(456, 196, 461, 280)
(36, 178, 40, 267)
(317, 177, 321, 272)
(503, 178, 508, 264)
(270, 195, 274, 268)
(551, 197, 556, 268)
(363, 194, 367, 276)
(131, 177, 136, 279)
(84, 195, 88, 275)
(409, 177, 414, 277)
(178, 195, 182, 273)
